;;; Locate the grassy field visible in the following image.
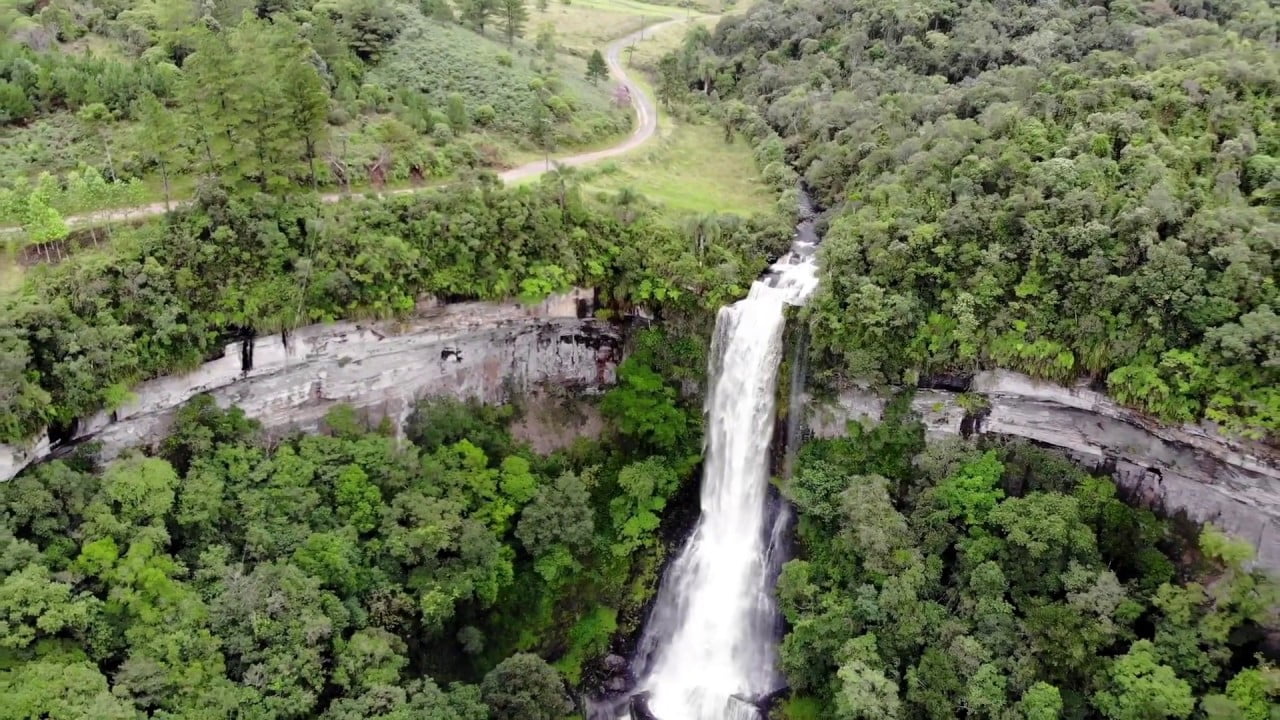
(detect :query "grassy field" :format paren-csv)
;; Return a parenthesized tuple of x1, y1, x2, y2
(626, 13, 719, 70)
(576, 0, 772, 218)
(527, 3, 670, 57)
(583, 121, 772, 215)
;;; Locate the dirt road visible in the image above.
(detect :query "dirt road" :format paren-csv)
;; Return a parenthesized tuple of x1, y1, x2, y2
(499, 18, 679, 182)
(36, 17, 687, 231)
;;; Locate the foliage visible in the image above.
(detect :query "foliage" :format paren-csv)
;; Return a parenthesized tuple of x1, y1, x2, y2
(776, 408, 1278, 719)
(703, 0, 1280, 438)
(0, 180, 781, 444)
(601, 355, 690, 455)
(585, 49, 608, 85)
(0, 395, 693, 716)
(369, 14, 626, 142)
(480, 652, 573, 720)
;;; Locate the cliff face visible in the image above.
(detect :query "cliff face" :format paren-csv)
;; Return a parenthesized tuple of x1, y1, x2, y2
(808, 370, 1280, 571)
(3, 300, 1276, 570)
(0, 289, 620, 481)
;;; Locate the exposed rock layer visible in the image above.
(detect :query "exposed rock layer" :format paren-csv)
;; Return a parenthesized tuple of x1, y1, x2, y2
(2, 301, 1275, 570)
(808, 370, 1280, 571)
(0, 289, 619, 480)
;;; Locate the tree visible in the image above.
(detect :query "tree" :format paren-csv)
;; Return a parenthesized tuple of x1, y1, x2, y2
(446, 93, 469, 133)
(535, 0, 547, 10)
(0, 660, 138, 720)
(1094, 641, 1195, 720)
(460, 0, 498, 35)
(331, 627, 408, 692)
(516, 470, 594, 583)
(609, 458, 679, 556)
(655, 54, 687, 108)
(135, 94, 182, 210)
(89, 454, 180, 534)
(279, 48, 330, 192)
(209, 561, 348, 718)
(535, 23, 557, 65)
(586, 49, 608, 85)
(0, 564, 98, 650)
(1201, 667, 1280, 720)
(527, 96, 553, 168)
(77, 102, 117, 180)
(335, 0, 401, 61)
(480, 653, 572, 720)
(499, 0, 528, 46)
(933, 451, 1004, 526)
(1017, 683, 1064, 720)
(20, 180, 69, 246)
(0, 81, 34, 124)
(835, 635, 901, 720)
(600, 356, 688, 453)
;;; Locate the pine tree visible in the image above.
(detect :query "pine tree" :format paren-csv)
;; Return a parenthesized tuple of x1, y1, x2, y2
(76, 103, 116, 181)
(134, 94, 181, 210)
(528, 97, 552, 168)
(585, 49, 608, 85)
(500, 0, 528, 46)
(461, 0, 498, 35)
(279, 44, 331, 192)
(446, 93, 470, 133)
(535, 0, 547, 10)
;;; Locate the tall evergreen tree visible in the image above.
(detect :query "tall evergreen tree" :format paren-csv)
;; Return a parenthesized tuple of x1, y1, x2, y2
(461, 0, 498, 35)
(585, 49, 608, 85)
(133, 94, 182, 210)
(278, 43, 330, 192)
(499, 0, 528, 46)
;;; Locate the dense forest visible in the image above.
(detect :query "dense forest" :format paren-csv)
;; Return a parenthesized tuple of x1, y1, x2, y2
(0, 0, 1278, 717)
(673, 0, 1280, 439)
(1, 320, 711, 719)
(777, 402, 1278, 720)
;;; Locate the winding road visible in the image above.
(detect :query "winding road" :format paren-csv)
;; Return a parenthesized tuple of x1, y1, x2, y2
(36, 18, 688, 231)
(500, 18, 679, 182)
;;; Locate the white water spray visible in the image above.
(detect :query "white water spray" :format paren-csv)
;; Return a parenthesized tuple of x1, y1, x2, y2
(628, 212, 819, 720)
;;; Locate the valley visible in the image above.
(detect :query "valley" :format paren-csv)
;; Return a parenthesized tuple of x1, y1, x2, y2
(0, 0, 1276, 719)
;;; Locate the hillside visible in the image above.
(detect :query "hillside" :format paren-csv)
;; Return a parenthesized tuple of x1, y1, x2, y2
(694, 0, 1279, 439)
(0, 0, 631, 225)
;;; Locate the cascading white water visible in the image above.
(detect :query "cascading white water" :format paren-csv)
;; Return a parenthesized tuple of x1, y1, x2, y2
(628, 240, 818, 720)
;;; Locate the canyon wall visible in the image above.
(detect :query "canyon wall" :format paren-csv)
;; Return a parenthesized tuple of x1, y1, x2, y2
(808, 370, 1280, 571)
(3, 297, 1276, 570)
(0, 289, 620, 481)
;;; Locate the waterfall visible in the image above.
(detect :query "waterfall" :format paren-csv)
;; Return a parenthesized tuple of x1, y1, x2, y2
(625, 215, 819, 720)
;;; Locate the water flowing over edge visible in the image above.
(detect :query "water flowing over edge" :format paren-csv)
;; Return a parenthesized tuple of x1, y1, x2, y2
(610, 194, 821, 720)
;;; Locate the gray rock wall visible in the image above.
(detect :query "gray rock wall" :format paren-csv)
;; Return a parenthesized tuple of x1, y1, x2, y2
(0, 289, 619, 481)
(4, 295, 1276, 573)
(808, 370, 1280, 571)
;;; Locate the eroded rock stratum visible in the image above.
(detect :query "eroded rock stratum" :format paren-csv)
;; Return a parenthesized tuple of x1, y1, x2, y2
(0, 289, 619, 481)
(3, 298, 1276, 570)
(809, 370, 1280, 571)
